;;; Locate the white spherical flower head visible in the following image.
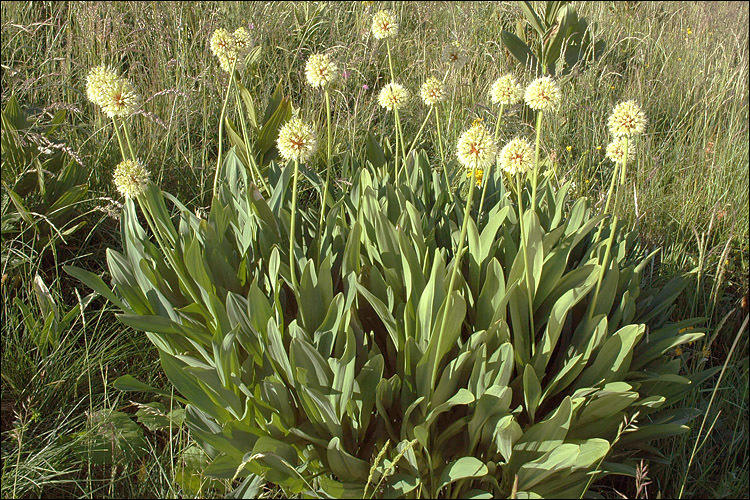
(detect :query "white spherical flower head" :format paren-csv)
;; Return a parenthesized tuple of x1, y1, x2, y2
(113, 159, 150, 198)
(442, 42, 467, 68)
(524, 76, 561, 111)
(499, 137, 534, 175)
(378, 82, 409, 111)
(605, 137, 630, 164)
(490, 74, 522, 106)
(232, 27, 252, 53)
(277, 118, 317, 163)
(456, 123, 497, 171)
(210, 28, 235, 58)
(305, 53, 339, 88)
(372, 10, 398, 39)
(101, 77, 141, 118)
(608, 100, 647, 137)
(420, 77, 445, 106)
(86, 65, 119, 106)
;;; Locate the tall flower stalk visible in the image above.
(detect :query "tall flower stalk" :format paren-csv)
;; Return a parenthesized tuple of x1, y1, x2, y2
(378, 83, 409, 181)
(433, 124, 497, 387)
(277, 118, 317, 288)
(478, 75, 523, 222)
(590, 101, 646, 317)
(524, 76, 561, 209)
(305, 53, 339, 245)
(499, 137, 536, 341)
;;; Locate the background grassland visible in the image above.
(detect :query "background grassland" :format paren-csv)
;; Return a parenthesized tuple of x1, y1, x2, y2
(1, 1, 748, 498)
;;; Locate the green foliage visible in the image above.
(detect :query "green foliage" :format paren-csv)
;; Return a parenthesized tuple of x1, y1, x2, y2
(501, 1, 605, 76)
(13, 274, 95, 356)
(69, 133, 711, 497)
(1, 96, 89, 269)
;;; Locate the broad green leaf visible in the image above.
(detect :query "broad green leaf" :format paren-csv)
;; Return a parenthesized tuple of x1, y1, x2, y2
(437, 457, 488, 492)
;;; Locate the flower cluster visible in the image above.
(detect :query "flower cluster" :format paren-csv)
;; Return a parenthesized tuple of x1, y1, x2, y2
(524, 76, 561, 111)
(372, 10, 398, 39)
(210, 27, 253, 73)
(378, 82, 409, 111)
(605, 137, 629, 164)
(113, 159, 150, 198)
(442, 41, 467, 68)
(490, 74, 522, 106)
(608, 100, 647, 137)
(456, 123, 497, 171)
(499, 137, 534, 175)
(305, 53, 339, 88)
(420, 77, 445, 106)
(85, 65, 141, 118)
(277, 118, 317, 163)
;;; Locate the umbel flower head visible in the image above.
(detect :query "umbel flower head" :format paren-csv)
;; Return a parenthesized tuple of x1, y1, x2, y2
(605, 137, 630, 164)
(86, 65, 119, 106)
(378, 82, 409, 111)
(305, 53, 339, 88)
(499, 137, 534, 175)
(420, 77, 445, 106)
(372, 10, 398, 39)
(524, 76, 561, 111)
(490, 74, 522, 105)
(113, 159, 150, 198)
(210, 28, 235, 59)
(608, 100, 647, 137)
(100, 77, 141, 118)
(442, 41, 467, 68)
(277, 118, 317, 163)
(456, 123, 497, 171)
(232, 27, 252, 52)
(210, 27, 251, 73)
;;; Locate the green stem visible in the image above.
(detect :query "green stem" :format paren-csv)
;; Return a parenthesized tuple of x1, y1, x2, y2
(111, 117, 127, 161)
(478, 104, 505, 225)
(516, 173, 536, 343)
(386, 39, 395, 82)
(593, 160, 620, 244)
(212, 59, 237, 196)
(289, 158, 300, 289)
(394, 107, 401, 182)
(435, 106, 450, 200)
(590, 137, 628, 319)
(432, 167, 477, 389)
(530, 110, 543, 210)
(317, 89, 333, 261)
(233, 74, 269, 195)
(121, 118, 136, 161)
(396, 106, 407, 165)
(405, 105, 433, 160)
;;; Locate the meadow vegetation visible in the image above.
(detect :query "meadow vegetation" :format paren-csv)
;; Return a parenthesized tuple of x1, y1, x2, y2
(1, 1, 748, 498)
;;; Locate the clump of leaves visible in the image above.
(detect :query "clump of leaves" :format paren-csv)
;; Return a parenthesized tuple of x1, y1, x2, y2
(68, 133, 714, 497)
(1, 96, 88, 270)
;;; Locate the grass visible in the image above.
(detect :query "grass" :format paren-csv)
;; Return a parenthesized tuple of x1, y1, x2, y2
(1, 1, 748, 498)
